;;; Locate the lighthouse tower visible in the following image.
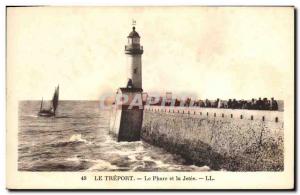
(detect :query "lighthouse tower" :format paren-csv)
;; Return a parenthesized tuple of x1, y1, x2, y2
(109, 26, 144, 142)
(125, 26, 143, 89)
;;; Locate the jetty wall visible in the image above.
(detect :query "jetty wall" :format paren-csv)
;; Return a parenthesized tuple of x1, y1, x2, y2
(110, 106, 143, 142)
(141, 106, 284, 171)
(109, 88, 144, 142)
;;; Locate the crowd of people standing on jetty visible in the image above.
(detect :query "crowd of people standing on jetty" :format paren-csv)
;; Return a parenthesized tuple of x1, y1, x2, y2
(150, 97, 279, 111)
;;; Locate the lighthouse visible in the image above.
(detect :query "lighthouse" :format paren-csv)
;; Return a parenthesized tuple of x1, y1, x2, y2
(109, 25, 144, 142)
(125, 26, 143, 89)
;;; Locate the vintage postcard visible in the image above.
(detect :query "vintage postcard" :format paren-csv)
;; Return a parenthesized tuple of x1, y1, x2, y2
(6, 6, 294, 190)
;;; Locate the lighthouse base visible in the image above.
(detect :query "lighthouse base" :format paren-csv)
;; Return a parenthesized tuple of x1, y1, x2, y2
(109, 88, 144, 142)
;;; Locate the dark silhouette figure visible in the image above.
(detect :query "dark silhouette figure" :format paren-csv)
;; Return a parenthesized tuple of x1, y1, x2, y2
(270, 97, 278, 110)
(257, 98, 263, 110)
(127, 79, 133, 88)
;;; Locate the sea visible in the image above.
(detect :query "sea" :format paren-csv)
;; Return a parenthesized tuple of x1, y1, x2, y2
(18, 101, 210, 172)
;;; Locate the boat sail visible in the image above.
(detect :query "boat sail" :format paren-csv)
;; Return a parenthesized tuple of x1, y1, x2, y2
(38, 85, 59, 117)
(52, 86, 59, 114)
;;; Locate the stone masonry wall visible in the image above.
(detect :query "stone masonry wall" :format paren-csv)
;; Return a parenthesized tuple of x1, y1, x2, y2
(141, 106, 284, 171)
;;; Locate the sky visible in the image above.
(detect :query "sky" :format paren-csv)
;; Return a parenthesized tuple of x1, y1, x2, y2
(7, 7, 294, 100)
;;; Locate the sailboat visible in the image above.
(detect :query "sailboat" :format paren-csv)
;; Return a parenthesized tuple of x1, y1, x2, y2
(38, 85, 59, 117)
